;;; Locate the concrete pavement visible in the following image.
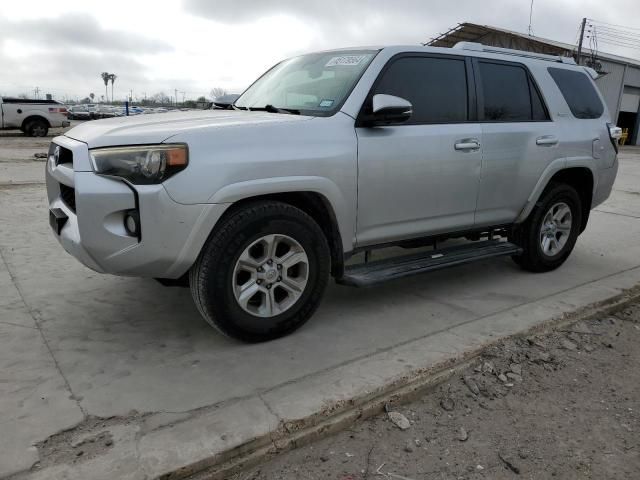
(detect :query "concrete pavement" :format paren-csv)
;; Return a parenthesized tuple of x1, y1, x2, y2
(1, 149, 639, 479)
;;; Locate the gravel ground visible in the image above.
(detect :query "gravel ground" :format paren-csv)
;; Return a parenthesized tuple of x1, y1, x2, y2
(0, 123, 78, 185)
(234, 302, 640, 480)
(0, 123, 78, 162)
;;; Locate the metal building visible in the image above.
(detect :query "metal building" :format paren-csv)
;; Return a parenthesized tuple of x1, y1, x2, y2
(427, 23, 640, 145)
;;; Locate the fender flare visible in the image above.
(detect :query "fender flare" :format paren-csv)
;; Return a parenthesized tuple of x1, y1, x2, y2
(515, 157, 598, 223)
(208, 175, 353, 252)
(21, 113, 51, 130)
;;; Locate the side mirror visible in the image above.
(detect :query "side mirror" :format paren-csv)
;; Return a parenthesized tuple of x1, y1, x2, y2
(369, 94, 412, 126)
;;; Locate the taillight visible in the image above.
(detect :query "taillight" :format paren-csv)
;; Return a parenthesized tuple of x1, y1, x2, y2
(48, 107, 67, 114)
(607, 122, 622, 153)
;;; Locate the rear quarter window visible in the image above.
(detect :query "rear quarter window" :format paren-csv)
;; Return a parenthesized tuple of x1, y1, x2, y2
(548, 67, 604, 119)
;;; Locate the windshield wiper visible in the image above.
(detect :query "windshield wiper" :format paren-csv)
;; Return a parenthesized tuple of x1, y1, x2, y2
(248, 104, 300, 115)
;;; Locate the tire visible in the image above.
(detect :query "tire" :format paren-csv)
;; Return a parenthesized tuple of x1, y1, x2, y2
(26, 119, 48, 137)
(190, 201, 331, 342)
(511, 183, 582, 272)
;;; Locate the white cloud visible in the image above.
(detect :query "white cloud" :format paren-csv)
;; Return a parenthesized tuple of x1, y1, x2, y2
(1, 0, 639, 101)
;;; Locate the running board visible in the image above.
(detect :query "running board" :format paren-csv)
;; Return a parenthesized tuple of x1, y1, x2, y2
(337, 240, 522, 287)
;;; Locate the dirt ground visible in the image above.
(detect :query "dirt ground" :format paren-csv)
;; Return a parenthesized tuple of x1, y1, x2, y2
(234, 302, 640, 480)
(0, 124, 75, 161)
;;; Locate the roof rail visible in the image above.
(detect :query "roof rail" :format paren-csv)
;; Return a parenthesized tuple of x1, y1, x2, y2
(453, 42, 577, 65)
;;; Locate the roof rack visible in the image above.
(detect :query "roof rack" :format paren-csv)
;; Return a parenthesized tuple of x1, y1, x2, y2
(452, 42, 576, 65)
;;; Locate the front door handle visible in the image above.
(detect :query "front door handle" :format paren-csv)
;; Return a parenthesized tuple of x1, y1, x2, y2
(536, 135, 559, 146)
(454, 139, 481, 151)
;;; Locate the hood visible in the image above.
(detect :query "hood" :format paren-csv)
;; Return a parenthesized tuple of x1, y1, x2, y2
(64, 110, 314, 148)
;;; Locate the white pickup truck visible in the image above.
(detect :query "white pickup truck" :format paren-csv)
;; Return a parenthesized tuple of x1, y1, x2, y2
(1, 97, 70, 136)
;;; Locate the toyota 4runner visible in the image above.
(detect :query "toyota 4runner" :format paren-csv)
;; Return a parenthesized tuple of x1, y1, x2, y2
(46, 43, 621, 341)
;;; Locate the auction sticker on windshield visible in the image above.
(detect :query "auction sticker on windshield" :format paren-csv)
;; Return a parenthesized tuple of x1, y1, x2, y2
(325, 55, 371, 67)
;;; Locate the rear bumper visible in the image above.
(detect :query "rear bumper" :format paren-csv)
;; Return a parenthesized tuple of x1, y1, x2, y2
(592, 157, 619, 209)
(45, 136, 229, 278)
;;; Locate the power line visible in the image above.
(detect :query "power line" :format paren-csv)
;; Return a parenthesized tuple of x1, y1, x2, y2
(594, 29, 640, 45)
(598, 33, 640, 45)
(598, 39, 640, 51)
(584, 19, 640, 53)
(595, 32, 640, 44)
(588, 18, 640, 32)
(593, 25, 640, 37)
(593, 27, 640, 38)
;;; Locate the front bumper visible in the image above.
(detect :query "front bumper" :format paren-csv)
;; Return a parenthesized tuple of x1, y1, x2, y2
(45, 136, 229, 278)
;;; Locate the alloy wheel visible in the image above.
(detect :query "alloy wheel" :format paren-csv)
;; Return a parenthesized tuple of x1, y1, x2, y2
(232, 234, 309, 317)
(539, 202, 572, 256)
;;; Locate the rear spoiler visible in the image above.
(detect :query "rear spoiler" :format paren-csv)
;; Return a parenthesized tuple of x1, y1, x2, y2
(583, 66, 599, 80)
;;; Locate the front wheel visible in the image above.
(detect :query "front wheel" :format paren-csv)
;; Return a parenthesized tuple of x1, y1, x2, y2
(190, 201, 330, 342)
(511, 183, 582, 272)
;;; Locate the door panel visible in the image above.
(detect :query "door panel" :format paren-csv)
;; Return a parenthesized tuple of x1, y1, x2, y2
(475, 122, 558, 225)
(473, 59, 557, 226)
(354, 53, 481, 247)
(1, 104, 21, 128)
(356, 123, 482, 246)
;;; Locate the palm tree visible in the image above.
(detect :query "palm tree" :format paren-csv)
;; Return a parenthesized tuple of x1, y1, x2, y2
(101, 72, 110, 102)
(109, 74, 117, 103)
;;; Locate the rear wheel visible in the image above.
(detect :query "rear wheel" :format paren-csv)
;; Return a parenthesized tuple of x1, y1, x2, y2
(511, 183, 582, 272)
(26, 119, 48, 137)
(190, 201, 330, 342)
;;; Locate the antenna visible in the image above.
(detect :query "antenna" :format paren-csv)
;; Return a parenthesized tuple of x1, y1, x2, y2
(528, 0, 534, 35)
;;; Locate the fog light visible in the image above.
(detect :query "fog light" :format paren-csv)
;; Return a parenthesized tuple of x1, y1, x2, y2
(124, 210, 140, 237)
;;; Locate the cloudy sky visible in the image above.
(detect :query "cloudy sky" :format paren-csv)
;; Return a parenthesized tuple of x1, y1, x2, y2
(1, 0, 639, 102)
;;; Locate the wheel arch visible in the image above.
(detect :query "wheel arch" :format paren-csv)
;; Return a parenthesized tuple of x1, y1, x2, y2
(546, 167, 594, 232)
(21, 114, 51, 130)
(213, 190, 346, 278)
(517, 160, 596, 233)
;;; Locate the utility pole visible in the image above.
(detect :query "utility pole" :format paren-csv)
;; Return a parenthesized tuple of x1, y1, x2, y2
(577, 17, 587, 65)
(174, 89, 178, 107)
(33, 86, 40, 99)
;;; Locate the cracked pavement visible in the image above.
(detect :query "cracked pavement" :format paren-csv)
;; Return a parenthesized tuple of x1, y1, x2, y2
(1, 141, 640, 478)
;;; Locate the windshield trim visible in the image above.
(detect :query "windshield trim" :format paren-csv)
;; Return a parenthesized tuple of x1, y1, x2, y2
(233, 49, 381, 118)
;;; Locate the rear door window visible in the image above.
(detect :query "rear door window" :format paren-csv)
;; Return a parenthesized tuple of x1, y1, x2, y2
(478, 61, 547, 121)
(373, 56, 468, 124)
(530, 77, 548, 121)
(548, 67, 604, 119)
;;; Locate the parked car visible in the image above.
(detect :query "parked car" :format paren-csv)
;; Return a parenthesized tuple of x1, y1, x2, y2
(46, 43, 621, 342)
(212, 94, 240, 109)
(96, 105, 116, 118)
(0, 97, 69, 136)
(87, 104, 100, 119)
(67, 105, 91, 121)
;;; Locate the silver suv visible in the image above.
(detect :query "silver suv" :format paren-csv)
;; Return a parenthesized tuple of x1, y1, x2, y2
(46, 43, 621, 342)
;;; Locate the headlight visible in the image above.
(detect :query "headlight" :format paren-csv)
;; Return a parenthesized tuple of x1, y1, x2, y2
(90, 144, 188, 185)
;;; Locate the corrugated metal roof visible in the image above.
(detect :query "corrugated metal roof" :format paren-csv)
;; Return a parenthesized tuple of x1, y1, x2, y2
(426, 22, 640, 68)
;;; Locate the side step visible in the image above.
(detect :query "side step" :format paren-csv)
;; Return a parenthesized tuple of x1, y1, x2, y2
(337, 240, 522, 287)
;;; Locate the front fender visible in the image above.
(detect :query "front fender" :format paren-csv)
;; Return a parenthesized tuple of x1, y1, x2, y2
(208, 175, 352, 252)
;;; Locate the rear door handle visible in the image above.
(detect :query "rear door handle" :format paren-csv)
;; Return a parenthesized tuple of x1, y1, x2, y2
(536, 135, 559, 146)
(454, 139, 480, 151)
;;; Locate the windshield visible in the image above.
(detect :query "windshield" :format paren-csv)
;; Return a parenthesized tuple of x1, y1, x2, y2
(235, 50, 378, 116)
